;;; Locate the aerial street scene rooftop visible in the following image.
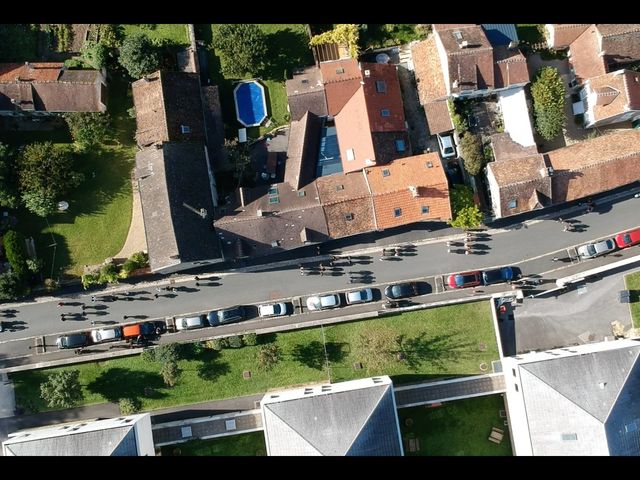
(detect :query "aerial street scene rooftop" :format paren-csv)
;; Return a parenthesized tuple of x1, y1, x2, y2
(1, 22, 640, 457)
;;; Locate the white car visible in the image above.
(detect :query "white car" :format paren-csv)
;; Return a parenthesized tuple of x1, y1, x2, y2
(577, 238, 616, 259)
(90, 327, 122, 344)
(345, 288, 373, 305)
(306, 294, 341, 311)
(175, 316, 206, 331)
(258, 302, 288, 318)
(436, 133, 456, 159)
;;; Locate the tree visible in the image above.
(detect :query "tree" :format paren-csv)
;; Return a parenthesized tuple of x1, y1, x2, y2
(0, 271, 26, 301)
(21, 191, 56, 217)
(119, 397, 141, 415)
(356, 326, 398, 372)
(227, 335, 244, 349)
(98, 263, 119, 284)
(96, 24, 122, 49)
(310, 24, 360, 59)
(18, 142, 83, 201)
(257, 344, 281, 371)
(155, 343, 180, 364)
(118, 33, 161, 79)
(223, 138, 252, 186)
(0, 142, 19, 209)
(160, 360, 180, 387)
(3, 230, 29, 278)
(450, 205, 484, 230)
(459, 133, 485, 176)
(63, 112, 111, 151)
(80, 41, 108, 70)
(211, 24, 267, 78)
(40, 370, 83, 409)
(531, 66, 566, 140)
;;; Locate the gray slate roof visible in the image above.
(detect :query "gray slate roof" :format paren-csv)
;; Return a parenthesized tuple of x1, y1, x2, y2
(262, 381, 402, 456)
(520, 344, 640, 456)
(136, 142, 222, 272)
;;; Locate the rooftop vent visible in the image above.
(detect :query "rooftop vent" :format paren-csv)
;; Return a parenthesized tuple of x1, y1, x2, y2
(344, 212, 354, 221)
(508, 40, 519, 49)
(181, 125, 191, 134)
(459, 40, 469, 49)
(408, 185, 419, 197)
(598, 382, 607, 389)
(382, 168, 390, 177)
(364, 159, 376, 167)
(364, 69, 371, 77)
(257, 209, 264, 217)
(301, 79, 309, 84)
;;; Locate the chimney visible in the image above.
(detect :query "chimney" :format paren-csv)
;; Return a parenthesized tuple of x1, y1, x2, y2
(408, 185, 419, 197)
(257, 209, 264, 217)
(508, 40, 519, 49)
(459, 40, 469, 49)
(25, 61, 30, 69)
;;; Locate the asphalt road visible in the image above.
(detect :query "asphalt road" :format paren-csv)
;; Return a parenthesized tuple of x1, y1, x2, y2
(2, 189, 640, 368)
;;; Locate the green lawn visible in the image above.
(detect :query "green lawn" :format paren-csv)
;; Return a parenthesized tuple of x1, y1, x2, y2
(121, 24, 189, 46)
(359, 24, 427, 50)
(7, 76, 136, 278)
(199, 24, 313, 140)
(398, 395, 512, 456)
(161, 432, 266, 456)
(12, 301, 498, 413)
(624, 271, 640, 328)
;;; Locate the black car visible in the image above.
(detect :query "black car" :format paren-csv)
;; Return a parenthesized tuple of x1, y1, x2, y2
(482, 267, 514, 286)
(207, 306, 246, 327)
(384, 282, 419, 300)
(56, 333, 90, 349)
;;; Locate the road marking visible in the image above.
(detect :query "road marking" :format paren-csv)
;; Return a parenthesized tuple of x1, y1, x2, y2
(435, 276, 445, 293)
(566, 247, 580, 264)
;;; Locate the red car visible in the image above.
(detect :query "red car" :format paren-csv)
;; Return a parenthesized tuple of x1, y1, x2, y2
(447, 271, 482, 289)
(615, 228, 640, 249)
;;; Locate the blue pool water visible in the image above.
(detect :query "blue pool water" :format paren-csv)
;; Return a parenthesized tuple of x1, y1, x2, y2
(316, 126, 343, 177)
(233, 81, 267, 127)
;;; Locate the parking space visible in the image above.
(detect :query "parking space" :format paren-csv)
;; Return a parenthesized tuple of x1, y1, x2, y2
(507, 271, 634, 354)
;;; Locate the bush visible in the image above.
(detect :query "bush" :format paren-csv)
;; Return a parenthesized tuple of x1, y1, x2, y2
(129, 251, 149, 269)
(0, 271, 27, 301)
(227, 335, 244, 349)
(160, 360, 180, 387)
(257, 344, 281, 371)
(43, 278, 58, 292)
(3, 230, 29, 278)
(531, 66, 566, 140)
(448, 98, 469, 135)
(99, 263, 119, 284)
(127, 107, 136, 119)
(81, 273, 100, 290)
(188, 341, 205, 357)
(119, 397, 141, 415)
(205, 338, 226, 351)
(140, 348, 156, 363)
(155, 343, 180, 364)
(119, 260, 137, 278)
(118, 33, 161, 79)
(21, 190, 56, 217)
(243, 332, 258, 346)
(40, 369, 83, 409)
(63, 112, 111, 150)
(459, 133, 485, 176)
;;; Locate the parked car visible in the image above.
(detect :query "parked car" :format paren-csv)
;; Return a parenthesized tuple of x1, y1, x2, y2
(207, 306, 245, 326)
(384, 282, 419, 300)
(306, 294, 341, 311)
(482, 267, 514, 286)
(175, 315, 206, 331)
(345, 288, 374, 305)
(615, 228, 640, 249)
(56, 333, 90, 349)
(447, 271, 482, 289)
(122, 322, 161, 339)
(436, 133, 456, 159)
(577, 238, 616, 259)
(90, 327, 122, 344)
(258, 302, 289, 318)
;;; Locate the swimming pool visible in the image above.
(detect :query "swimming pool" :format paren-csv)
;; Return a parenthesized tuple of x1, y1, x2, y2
(233, 80, 267, 127)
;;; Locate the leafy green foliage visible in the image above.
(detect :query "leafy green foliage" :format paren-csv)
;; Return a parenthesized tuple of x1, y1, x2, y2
(0, 24, 38, 62)
(531, 67, 566, 140)
(0, 271, 27, 301)
(243, 333, 258, 346)
(212, 24, 267, 78)
(81, 273, 100, 290)
(98, 263, 120, 284)
(310, 24, 359, 58)
(129, 251, 149, 268)
(205, 338, 227, 351)
(96, 24, 122, 49)
(118, 33, 161, 79)
(448, 98, 469, 134)
(449, 185, 475, 212)
(3, 230, 29, 278)
(0, 143, 19, 209)
(119, 397, 141, 415)
(40, 370, 83, 409)
(449, 185, 483, 230)
(155, 343, 181, 364)
(63, 113, 111, 151)
(21, 191, 56, 217)
(257, 344, 281, 371)
(227, 335, 244, 349)
(160, 360, 180, 387)
(459, 133, 485, 176)
(80, 41, 108, 69)
(46, 24, 73, 52)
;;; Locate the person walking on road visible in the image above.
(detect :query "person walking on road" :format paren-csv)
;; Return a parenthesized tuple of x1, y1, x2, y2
(552, 256, 560, 262)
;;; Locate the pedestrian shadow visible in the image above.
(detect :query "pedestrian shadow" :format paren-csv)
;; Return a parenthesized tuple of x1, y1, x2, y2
(84, 304, 108, 310)
(195, 282, 221, 287)
(2, 320, 28, 331)
(0, 309, 19, 318)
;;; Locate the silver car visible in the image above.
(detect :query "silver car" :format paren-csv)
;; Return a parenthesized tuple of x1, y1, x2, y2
(175, 315, 206, 331)
(345, 288, 373, 305)
(577, 238, 616, 259)
(306, 294, 341, 311)
(90, 327, 122, 344)
(258, 302, 288, 318)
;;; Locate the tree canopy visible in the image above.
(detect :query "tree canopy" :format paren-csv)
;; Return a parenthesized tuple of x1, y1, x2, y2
(449, 185, 483, 230)
(459, 133, 485, 176)
(40, 370, 84, 409)
(212, 24, 267, 78)
(0, 272, 26, 301)
(64, 112, 111, 150)
(0, 142, 19, 209)
(531, 66, 566, 140)
(118, 33, 161, 79)
(310, 24, 360, 59)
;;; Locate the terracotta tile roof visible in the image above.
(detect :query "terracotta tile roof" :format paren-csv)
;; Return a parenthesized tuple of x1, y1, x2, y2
(334, 86, 376, 173)
(323, 197, 376, 238)
(424, 100, 453, 134)
(547, 24, 590, 49)
(546, 129, 640, 203)
(320, 59, 362, 116)
(316, 170, 370, 204)
(411, 37, 448, 104)
(31, 81, 105, 113)
(365, 153, 452, 226)
(493, 46, 529, 88)
(486, 154, 552, 217)
(436, 25, 495, 93)
(132, 71, 204, 147)
(371, 131, 412, 165)
(599, 24, 640, 67)
(0, 62, 62, 82)
(586, 70, 640, 124)
(285, 66, 327, 121)
(285, 111, 322, 190)
(433, 24, 475, 33)
(361, 62, 406, 132)
(490, 132, 539, 163)
(569, 25, 608, 83)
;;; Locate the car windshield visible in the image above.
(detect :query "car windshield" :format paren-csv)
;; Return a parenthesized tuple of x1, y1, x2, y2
(444, 147, 454, 154)
(321, 296, 336, 306)
(272, 304, 281, 315)
(624, 234, 631, 244)
(587, 245, 596, 255)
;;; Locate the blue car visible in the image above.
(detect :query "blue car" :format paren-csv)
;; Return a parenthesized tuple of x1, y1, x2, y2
(482, 267, 514, 286)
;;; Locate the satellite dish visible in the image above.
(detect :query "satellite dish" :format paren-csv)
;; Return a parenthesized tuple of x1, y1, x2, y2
(376, 53, 390, 64)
